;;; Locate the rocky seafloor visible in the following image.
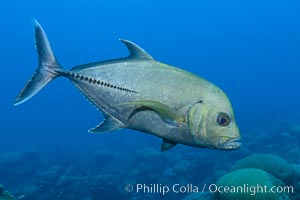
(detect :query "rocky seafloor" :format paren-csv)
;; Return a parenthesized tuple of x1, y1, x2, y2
(1, 119, 300, 200)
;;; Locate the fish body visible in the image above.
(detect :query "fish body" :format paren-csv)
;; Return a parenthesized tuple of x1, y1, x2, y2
(15, 20, 241, 151)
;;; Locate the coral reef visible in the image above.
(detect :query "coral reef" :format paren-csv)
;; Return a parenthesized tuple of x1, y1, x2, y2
(290, 164, 300, 200)
(0, 118, 299, 199)
(231, 154, 294, 183)
(215, 168, 288, 200)
(0, 184, 14, 200)
(182, 192, 214, 200)
(292, 164, 300, 180)
(0, 148, 39, 186)
(289, 124, 300, 135)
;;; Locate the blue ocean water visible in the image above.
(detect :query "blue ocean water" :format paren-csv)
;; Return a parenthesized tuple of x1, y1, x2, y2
(0, 0, 300, 199)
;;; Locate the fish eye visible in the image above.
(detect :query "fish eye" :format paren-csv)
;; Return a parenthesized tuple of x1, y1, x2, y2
(217, 112, 230, 126)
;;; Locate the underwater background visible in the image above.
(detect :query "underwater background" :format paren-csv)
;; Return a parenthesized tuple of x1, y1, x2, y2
(0, 0, 300, 199)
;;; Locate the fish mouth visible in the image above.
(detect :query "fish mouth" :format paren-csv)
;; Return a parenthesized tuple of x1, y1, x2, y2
(218, 137, 241, 150)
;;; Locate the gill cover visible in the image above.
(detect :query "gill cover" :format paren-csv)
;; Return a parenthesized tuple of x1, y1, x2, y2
(188, 102, 208, 146)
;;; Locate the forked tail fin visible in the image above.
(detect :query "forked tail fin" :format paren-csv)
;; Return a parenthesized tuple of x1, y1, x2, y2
(14, 20, 62, 106)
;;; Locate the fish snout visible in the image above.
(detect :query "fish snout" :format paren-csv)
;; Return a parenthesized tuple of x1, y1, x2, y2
(218, 137, 241, 150)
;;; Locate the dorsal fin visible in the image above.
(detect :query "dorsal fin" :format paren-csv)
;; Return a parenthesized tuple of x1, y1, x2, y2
(120, 39, 154, 60)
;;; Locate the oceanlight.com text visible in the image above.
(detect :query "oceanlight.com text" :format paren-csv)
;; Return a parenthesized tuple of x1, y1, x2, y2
(208, 184, 293, 196)
(124, 183, 294, 196)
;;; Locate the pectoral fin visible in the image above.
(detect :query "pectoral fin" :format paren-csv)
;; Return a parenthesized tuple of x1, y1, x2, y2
(115, 100, 185, 126)
(89, 113, 124, 133)
(161, 139, 177, 151)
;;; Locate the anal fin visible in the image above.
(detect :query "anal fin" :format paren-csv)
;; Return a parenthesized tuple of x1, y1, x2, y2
(161, 139, 177, 152)
(89, 114, 124, 133)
